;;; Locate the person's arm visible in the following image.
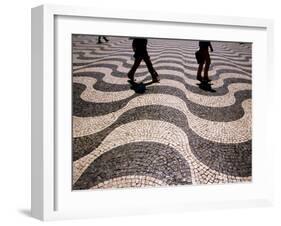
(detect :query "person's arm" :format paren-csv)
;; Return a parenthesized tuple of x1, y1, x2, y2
(209, 42, 213, 52)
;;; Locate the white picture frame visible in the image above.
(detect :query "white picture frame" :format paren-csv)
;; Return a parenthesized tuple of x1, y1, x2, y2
(31, 4, 274, 221)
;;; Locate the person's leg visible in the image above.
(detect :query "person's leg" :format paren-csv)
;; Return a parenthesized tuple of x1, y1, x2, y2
(196, 50, 205, 81)
(197, 63, 204, 81)
(103, 36, 109, 42)
(203, 53, 211, 81)
(143, 54, 154, 74)
(97, 36, 102, 44)
(143, 54, 159, 82)
(128, 57, 142, 81)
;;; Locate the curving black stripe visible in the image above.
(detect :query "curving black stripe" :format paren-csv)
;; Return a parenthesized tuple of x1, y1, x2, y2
(73, 142, 192, 190)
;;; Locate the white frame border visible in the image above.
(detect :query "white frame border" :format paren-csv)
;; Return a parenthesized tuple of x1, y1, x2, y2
(31, 4, 274, 221)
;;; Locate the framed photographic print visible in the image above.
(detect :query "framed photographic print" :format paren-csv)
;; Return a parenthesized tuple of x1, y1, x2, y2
(31, 4, 274, 221)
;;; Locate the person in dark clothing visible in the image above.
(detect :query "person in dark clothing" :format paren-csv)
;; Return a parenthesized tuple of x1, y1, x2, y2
(196, 41, 213, 82)
(97, 36, 109, 44)
(128, 38, 159, 83)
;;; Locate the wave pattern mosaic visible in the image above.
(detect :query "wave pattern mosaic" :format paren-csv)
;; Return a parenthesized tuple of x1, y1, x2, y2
(72, 35, 252, 190)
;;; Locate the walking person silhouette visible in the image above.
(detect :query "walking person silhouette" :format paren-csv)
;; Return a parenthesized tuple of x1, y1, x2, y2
(196, 41, 213, 82)
(97, 36, 109, 44)
(128, 38, 159, 83)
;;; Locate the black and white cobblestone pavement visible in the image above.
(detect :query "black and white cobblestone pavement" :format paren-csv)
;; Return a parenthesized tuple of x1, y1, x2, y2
(72, 35, 252, 190)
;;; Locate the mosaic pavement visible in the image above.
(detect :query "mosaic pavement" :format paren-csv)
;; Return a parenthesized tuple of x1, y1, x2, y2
(72, 35, 252, 190)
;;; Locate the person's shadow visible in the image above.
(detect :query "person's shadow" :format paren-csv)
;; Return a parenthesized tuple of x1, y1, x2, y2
(197, 81, 216, 92)
(128, 80, 155, 94)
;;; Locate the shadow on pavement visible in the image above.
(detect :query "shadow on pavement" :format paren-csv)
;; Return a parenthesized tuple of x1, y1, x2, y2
(197, 82, 216, 92)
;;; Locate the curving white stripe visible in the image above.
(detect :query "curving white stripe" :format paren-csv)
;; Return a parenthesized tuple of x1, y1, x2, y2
(73, 76, 134, 103)
(153, 79, 251, 107)
(91, 175, 168, 189)
(188, 99, 251, 143)
(73, 120, 251, 184)
(73, 94, 251, 145)
(74, 66, 132, 85)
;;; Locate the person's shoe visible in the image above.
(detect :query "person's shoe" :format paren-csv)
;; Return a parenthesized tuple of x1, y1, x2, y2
(152, 77, 160, 83)
(197, 76, 202, 81)
(97, 41, 102, 44)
